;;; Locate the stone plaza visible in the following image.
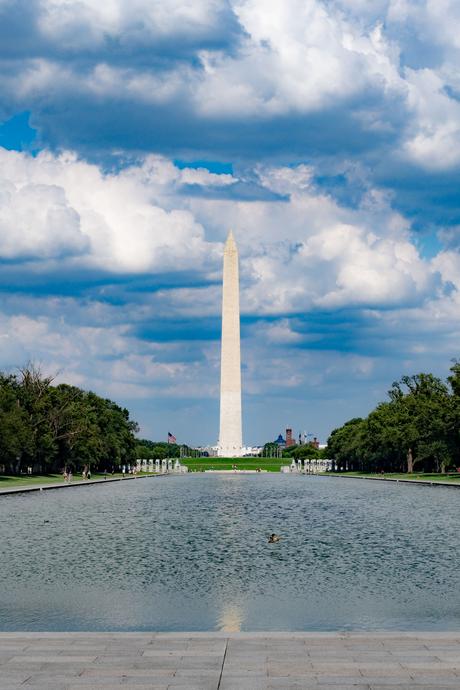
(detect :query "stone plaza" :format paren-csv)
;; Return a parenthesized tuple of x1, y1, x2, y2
(1, 632, 460, 689)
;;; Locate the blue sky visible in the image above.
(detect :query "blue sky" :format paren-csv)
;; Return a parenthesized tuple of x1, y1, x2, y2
(1, 0, 460, 446)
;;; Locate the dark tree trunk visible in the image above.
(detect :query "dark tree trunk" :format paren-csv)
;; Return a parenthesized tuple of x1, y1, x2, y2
(407, 447, 414, 474)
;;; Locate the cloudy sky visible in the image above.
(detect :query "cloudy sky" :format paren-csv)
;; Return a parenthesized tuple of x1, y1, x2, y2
(1, 0, 459, 446)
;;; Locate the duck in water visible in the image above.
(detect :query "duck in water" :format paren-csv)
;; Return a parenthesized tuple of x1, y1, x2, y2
(268, 533, 281, 543)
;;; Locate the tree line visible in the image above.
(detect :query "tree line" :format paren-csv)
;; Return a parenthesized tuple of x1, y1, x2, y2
(135, 439, 197, 459)
(327, 361, 460, 473)
(262, 442, 325, 459)
(135, 439, 180, 459)
(0, 366, 139, 474)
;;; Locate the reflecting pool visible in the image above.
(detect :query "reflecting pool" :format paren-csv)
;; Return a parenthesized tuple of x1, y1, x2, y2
(1, 474, 459, 631)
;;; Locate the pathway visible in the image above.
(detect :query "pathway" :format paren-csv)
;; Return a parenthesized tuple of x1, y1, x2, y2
(0, 475, 162, 496)
(330, 475, 460, 488)
(1, 632, 459, 689)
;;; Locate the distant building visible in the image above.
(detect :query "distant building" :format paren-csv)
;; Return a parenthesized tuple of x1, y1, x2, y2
(311, 436, 320, 449)
(274, 434, 285, 446)
(285, 428, 295, 447)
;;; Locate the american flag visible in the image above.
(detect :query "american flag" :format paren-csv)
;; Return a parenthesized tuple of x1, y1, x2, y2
(167, 432, 177, 444)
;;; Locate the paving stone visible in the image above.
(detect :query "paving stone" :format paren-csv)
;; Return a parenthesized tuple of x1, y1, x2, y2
(407, 663, 458, 671)
(219, 677, 269, 690)
(351, 654, 396, 662)
(142, 648, 222, 657)
(180, 635, 222, 640)
(361, 678, 452, 686)
(81, 668, 175, 678)
(167, 679, 218, 689)
(222, 665, 267, 675)
(309, 661, 365, 670)
(174, 668, 221, 677)
(268, 682, 322, 690)
(92, 655, 177, 667)
(370, 686, 456, 690)
(371, 686, 460, 690)
(404, 679, 460, 686)
(0, 672, 33, 684)
(24, 674, 135, 685)
(267, 662, 315, 676)
(391, 655, 441, 663)
(272, 682, 369, 690)
(1, 632, 459, 690)
(23, 645, 81, 652)
(7, 654, 97, 664)
(27, 662, 92, 674)
(316, 675, 382, 685)
(66, 685, 169, 690)
(357, 667, 412, 678)
(315, 683, 370, 690)
(176, 656, 223, 670)
(308, 651, 363, 659)
(166, 685, 217, 690)
(0, 643, 28, 651)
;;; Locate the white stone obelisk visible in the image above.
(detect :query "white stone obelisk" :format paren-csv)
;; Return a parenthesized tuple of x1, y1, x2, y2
(218, 231, 243, 457)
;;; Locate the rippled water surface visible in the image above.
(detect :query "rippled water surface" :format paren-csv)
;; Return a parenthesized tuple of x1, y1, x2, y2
(1, 474, 459, 631)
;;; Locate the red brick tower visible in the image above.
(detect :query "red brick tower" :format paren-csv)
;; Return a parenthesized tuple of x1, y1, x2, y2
(285, 428, 295, 447)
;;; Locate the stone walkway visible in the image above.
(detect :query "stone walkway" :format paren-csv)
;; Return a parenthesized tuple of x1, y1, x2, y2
(1, 632, 460, 689)
(330, 475, 460, 488)
(0, 475, 163, 496)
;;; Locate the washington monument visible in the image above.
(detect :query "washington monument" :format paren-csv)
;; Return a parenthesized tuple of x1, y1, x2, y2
(218, 231, 243, 457)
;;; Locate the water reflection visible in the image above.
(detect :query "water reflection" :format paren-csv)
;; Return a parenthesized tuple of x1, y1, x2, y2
(217, 602, 245, 632)
(211, 476, 246, 632)
(0, 475, 459, 631)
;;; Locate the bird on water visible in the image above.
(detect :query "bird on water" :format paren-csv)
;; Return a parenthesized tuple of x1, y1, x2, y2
(268, 533, 281, 543)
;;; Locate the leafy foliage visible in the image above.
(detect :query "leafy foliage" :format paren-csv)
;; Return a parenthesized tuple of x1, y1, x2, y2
(135, 439, 181, 459)
(327, 363, 460, 473)
(283, 444, 324, 459)
(0, 365, 139, 474)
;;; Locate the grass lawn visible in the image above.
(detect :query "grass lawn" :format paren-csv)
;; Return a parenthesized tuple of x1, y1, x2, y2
(5, 467, 458, 488)
(0, 460, 289, 489)
(340, 471, 460, 483)
(177, 457, 287, 472)
(0, 472, 125, 489)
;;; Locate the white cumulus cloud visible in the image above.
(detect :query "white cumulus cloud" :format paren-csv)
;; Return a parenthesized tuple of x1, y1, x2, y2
(0, 149, 218, 273)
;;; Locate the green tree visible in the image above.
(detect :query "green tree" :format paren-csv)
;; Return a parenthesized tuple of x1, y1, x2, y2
(327, 418, 367, 470)
(327, 370, 456, 474)
(134, 440, 180, 459)
(285, 443, 323, 460)
(0, 374, 33, 473)
(0, 365, 139, 474)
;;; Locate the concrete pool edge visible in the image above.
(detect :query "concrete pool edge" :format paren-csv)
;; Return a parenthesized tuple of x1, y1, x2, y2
(327, 474, 460, 488)
(3, 473, 460, 497)
(0, 474, 166, 496)
(1, 630, 460, 637)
